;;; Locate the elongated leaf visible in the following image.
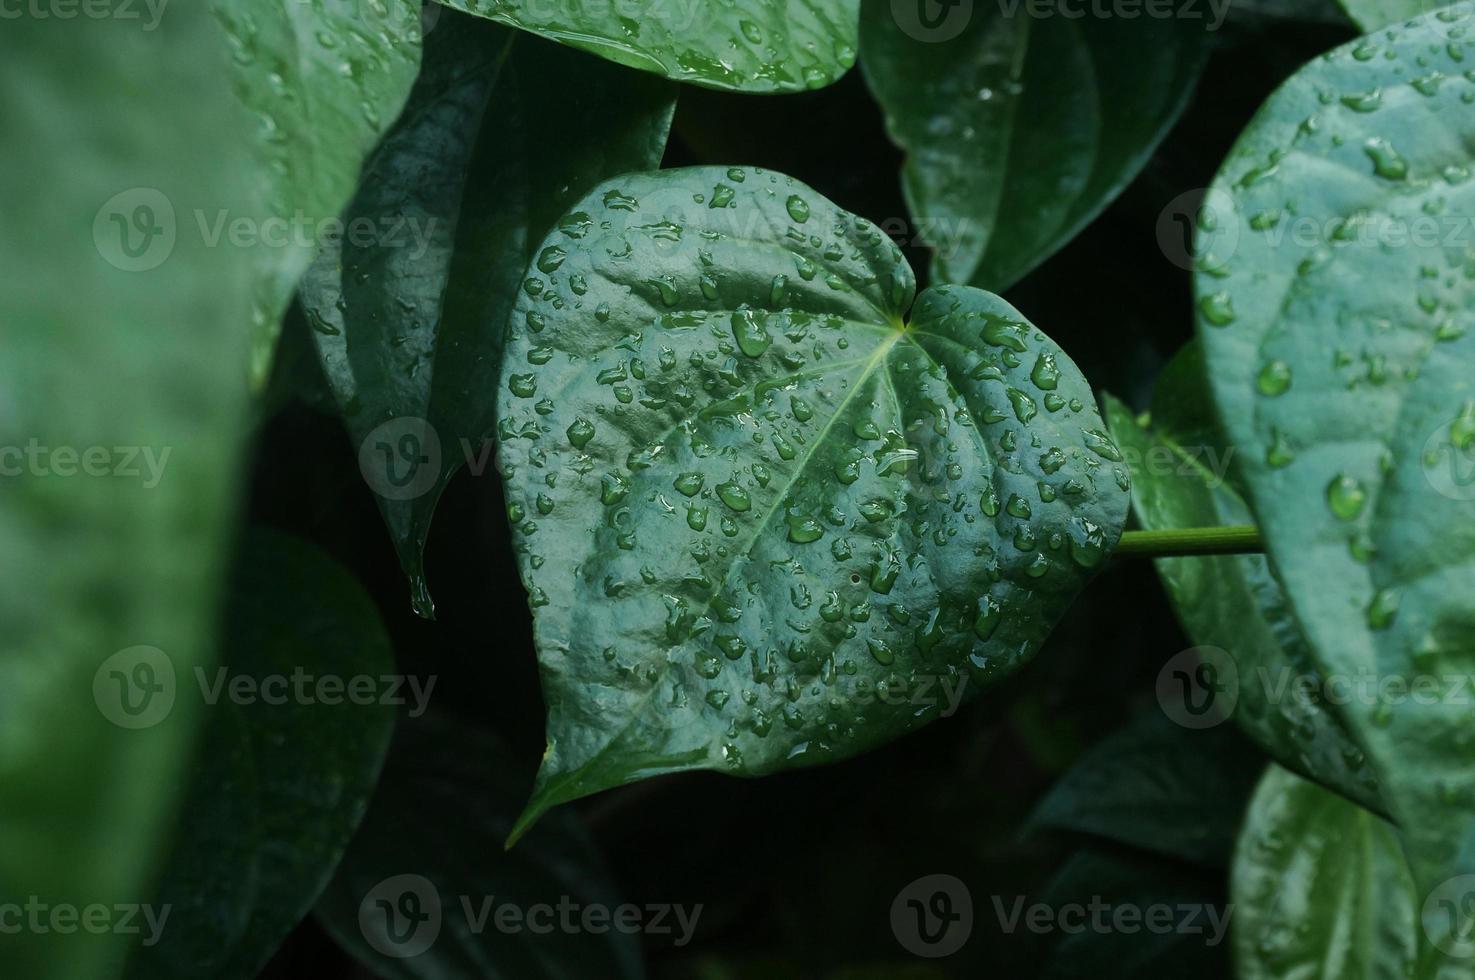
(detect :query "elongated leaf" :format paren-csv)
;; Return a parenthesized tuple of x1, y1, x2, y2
(858, 0, 1210, 291)
(123, 531, 397, 980)
(1030, 711, 1264, 868)
(1104, 346, 1383, 814)
(434, 0, 859, 92)
(0, 10, 258, 980)
(302, 11, 676, 617)
(214, 0, 422, 385)
(316, 712, 644, 979)
(1195, 9, 1475, 959)
(495, 166, 1131, 840)
(1232, 765, 1416, 980)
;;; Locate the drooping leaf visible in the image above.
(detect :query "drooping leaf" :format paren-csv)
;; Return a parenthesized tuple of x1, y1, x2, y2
(212, 0, 423, 385)
(1029, 711, 1264, 868)
(433, 0, 859, 92)
(1232, 765, 1417, 980)
(857, 0, 1210, 291)
(1195, 8, 1475, 959)
(123, 531, 397, 980)
(0, 9, 258, 980)
(301, 11, 676, 617)
(316, 712, 644, 979)
(1104, 345, 1383, 814)
(495, 166, 1131, 841)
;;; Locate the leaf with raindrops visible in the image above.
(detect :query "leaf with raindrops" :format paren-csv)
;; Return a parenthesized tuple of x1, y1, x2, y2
(214, 0, 424, 386)
(495, 166, 1131, 841)
(1231, 765, 1416, 980)
(1104, 345, 1382, 816)
(857, 0, 1210, 291)
(300, 12, 676, 617)
(1195, 5, 1475, 941)
(431, 0, 859, 92)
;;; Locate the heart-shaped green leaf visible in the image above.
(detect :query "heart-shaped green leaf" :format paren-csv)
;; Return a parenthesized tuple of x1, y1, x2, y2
(432, 0, 859, 92)
(858, 1, 1210, 291)
(1104, 345, 1383, 815)
(123, 532, 397, 980)
(1233, 765, 1416, 980)
(213, 0, 423, 386)
(495, 166, 1130, 841)
(0, 9, 259, 980)
(316, 712, 645, 979)
(1195, 6, 1475, 954)
(301, 11, 676, 616)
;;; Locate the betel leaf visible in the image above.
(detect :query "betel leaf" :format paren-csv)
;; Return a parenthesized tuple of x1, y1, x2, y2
(316, 712, 644, 979)
(495, 166, 1131, 841)
(1029, 711, 1264, 868)
(124, 531, 397, 980)
(0, 7, 257, 980)
(857, 0, 1210, 292)
(1232, 765, 1416, 980)
(301, 10, 676, 617)
(212, 0, 423, 386)
(1103, 345, 1383, 815)
(433, 0, 859, 92)
(1195, 7, 1475, 957)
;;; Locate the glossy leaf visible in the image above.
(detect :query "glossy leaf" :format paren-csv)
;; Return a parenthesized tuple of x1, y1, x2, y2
(1104, 345, 1383, 814)
(1232, 765, 1416, 980)
(316, 712, 644, 979)
(214, 0, 423, 385)
(1030, 711, 1264, 868)
(433, 0, 859, 92)
(302, 12, 676, 617)
(495, 166, 1131, 840)
(123, 532, 397, 980)
(0, 9, 257, 979)
(1195, 8, 1475, 955)
(858, 0, 1210, 291)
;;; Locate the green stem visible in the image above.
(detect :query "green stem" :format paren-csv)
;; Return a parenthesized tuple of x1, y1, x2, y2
(1115, 525, 1263, 559)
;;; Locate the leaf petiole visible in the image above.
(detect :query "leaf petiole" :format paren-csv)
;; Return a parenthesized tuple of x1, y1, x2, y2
(1115, 525, 1264, 559)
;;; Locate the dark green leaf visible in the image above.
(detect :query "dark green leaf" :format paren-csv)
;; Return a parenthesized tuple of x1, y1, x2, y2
(1232, 765, 1416, 980)
(858, 0, 1210, 291)
(213, 0, 422, 385)
(302, 12, 675, 617)
(1029, 711, 1264, 868)
(316, 712, 644, 979)
(1103, 345, 1383, 814)
(495, 166, 1131, 840)
(433, 0, 859, 92)
(1195, 9, 1475, 949)
(0, 9, 258, 979)
(124, 531, 397, 980)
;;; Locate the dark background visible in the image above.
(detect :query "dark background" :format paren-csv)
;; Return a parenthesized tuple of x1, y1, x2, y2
(247, 10, 1355, 977)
